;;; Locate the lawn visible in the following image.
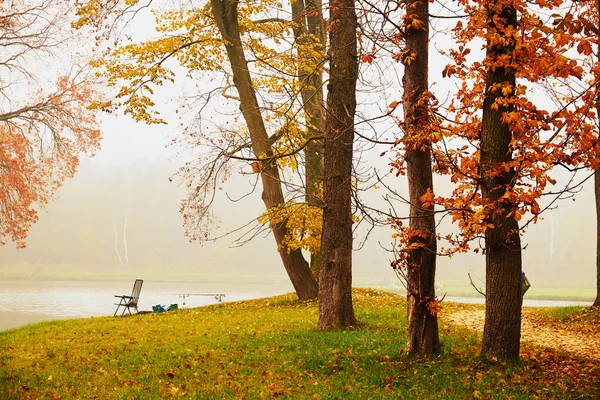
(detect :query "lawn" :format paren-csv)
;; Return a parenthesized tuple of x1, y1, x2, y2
(1, 289, 598, 399)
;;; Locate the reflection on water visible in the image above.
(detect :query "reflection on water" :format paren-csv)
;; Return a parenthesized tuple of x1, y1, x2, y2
(0, 280, 295, 318)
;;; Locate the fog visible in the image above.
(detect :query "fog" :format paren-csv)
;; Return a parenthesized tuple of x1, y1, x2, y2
(0, 111, 595, 299)
(0, 3, 596, 298)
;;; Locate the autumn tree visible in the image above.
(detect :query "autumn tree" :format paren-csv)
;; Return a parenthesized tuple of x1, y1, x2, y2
(76, 0, 326, 299)
(594, 0, 600, 308)
(318, 0, 359, 329)
(354, 0, 442, 352)
(434, 0, 600, 359)
(209, 0, 317, 299)
(290, 0, 326, 281)
(399, 0, 441, 355)
(595, 164, 600, 306)
(477, 0, 522, 359)
(0, 0, 101, 248)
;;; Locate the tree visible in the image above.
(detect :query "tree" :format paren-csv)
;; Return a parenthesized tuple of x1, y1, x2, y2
(209, 0, 319, 300)
(594, 0, 600, 308)
(77, 0, 321, 299)
(435, 0, 600, 359)
(0, 0, 101, 248)
(318, 0, 358, 329)
(595, 167, 600, 307)
(478, 0, 522, 360)
(400, 0, 441, 355)
(290, 0, 326, 281)
(356, 0, 443, 353)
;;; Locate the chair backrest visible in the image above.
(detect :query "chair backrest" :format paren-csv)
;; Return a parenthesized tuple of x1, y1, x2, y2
(130, 279, 143, 306)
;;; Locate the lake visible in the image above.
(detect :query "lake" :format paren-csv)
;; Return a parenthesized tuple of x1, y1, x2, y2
(0, 279, 593, 331)
(0, 279, 296, 331)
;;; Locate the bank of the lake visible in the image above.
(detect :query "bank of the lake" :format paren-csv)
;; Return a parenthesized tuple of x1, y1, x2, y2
(0, 279, 594, 332)
(0, 311, 65, 331)
(1, 289, 598, 399)
(0, 279, 297, 332)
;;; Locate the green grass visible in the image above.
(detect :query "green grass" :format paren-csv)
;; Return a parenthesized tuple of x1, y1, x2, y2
(1, 289, 598, 399)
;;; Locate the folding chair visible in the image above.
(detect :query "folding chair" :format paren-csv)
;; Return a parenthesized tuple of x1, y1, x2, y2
(114, 279, 143, 316)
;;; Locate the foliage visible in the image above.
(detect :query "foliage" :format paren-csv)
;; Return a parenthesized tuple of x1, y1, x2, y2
(1, 289, 599, 399)
(445, 303, 600, 366)
(427, 0, 600, 254)
(79, 0, 328, 252)
(258, 203, 323, 254)
(0, 1, 102, 248)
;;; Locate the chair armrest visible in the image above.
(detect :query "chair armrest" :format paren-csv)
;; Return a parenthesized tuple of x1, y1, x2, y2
(115, 295, 133, 299)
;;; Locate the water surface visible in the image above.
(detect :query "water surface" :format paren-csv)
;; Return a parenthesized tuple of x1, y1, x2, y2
(0, 279, 294, 331)
(0, 280, 593, 331)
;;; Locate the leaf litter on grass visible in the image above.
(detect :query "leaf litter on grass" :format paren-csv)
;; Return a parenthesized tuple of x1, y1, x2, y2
(444, 303, 600, 398)
(2, 290, 599, 399)
(445, 305, 600, 361)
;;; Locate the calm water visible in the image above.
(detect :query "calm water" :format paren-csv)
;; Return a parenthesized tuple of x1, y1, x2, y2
(0, 280, 294, 318)
(0, 280, 592, 331)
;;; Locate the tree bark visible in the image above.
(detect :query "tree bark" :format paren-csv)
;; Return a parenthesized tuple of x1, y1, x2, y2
(594, 169, 600, 306)
(318, 0, 358, 329)
(593, 0, 600, 308)
(480, 0, 522, 360)
(210, 0, 317, 300)
(291, 0, 326, 282)
(402, 0, 440, 355)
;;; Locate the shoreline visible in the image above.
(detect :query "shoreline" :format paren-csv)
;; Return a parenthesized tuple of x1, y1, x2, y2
(0, 311, 68, 332)
(0, 277, 594, 303)
(2, 296, 594, 333)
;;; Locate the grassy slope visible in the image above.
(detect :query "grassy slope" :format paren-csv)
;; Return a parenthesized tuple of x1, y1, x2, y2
(1, 289, 598, 399)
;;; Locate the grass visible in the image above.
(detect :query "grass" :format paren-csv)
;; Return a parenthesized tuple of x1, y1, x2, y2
(1, 288, 598, 399)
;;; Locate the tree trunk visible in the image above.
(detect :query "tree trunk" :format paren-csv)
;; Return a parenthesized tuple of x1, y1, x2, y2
(318, 0, 358, 329)
(291, 0, 326, 282)
(480, 0, 522, 360)
(402, 0, 440, 355)
(594, 159, 600, 306)
(593, 0, 600, 308)
(210, 0, 317, 300)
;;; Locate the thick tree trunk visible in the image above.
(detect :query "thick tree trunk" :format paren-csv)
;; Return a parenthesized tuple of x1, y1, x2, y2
(402, 0, 440, 355)
(593, 0, 600, 308)
(210, 0, 317, 300)
(480, 1, 522, 360)
(594, 167, 600, 306)
(291, 0, 326, 282)
(318, 0, 358, 329)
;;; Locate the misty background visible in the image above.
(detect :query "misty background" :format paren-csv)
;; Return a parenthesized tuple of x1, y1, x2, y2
(0, 4, 595, 300)
(0, 109, 595, 299)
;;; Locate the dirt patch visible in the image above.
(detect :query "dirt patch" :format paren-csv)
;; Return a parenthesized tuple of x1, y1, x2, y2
(445, 308, 600, 361)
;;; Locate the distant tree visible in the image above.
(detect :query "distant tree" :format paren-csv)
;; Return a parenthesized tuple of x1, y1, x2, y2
(290, 0, 326, 282)
(0, 1, 101, 248)
(318, 0, 358, 329)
